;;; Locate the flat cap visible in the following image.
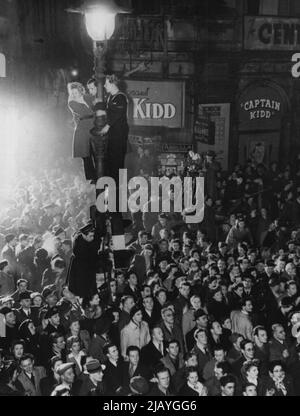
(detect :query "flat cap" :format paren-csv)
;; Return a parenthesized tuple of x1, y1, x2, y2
(86, 359, 105, 373)
(56, 363, 74, 376)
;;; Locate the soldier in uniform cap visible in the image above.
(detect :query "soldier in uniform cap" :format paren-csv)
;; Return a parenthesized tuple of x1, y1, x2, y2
(66, 223, 101, 299)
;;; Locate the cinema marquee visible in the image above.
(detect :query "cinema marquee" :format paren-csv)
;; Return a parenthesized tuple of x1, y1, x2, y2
(244, 16, 300, 50)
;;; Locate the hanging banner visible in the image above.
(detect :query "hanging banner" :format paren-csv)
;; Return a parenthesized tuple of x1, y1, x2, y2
(125, 80, 185, 128)
(195, 103, 230, 170)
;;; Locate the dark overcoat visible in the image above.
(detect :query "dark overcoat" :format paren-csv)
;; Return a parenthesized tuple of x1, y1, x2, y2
(105, 92, 129, 181)
(67, 233, 99, 298)
(68, 99, 94, 158)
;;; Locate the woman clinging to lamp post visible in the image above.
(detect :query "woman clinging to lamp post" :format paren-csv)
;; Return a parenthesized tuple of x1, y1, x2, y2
(67, 82, 96, 182)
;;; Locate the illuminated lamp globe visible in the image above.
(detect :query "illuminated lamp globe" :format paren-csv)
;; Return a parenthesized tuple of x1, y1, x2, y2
(84, 0, 131, 41)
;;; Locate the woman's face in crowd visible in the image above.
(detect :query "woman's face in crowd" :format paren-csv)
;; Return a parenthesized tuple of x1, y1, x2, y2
(70, 321, 80, 333)
(90, 294, 100, 307)
(272, 365, 284, 380)
(222, 318, 231, 330)
(71, 88, 82, 101)
(247, 365, 258, 379)
(191, 296, 201, 310)
(71, 341, 81, 354)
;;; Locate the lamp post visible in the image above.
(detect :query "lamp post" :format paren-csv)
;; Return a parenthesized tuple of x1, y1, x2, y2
(68, 0, 133, 269)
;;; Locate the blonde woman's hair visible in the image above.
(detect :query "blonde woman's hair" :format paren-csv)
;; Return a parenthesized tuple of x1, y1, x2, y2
(67, 82, 85, 101)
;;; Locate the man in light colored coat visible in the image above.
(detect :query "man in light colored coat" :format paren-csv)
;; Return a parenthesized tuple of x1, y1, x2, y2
(230, 297, 253, 341)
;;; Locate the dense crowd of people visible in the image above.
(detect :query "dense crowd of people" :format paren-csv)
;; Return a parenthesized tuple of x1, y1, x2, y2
(1, 152, 300, 396)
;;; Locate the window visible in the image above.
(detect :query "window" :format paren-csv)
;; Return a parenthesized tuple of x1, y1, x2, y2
(247, 0, 300, 16)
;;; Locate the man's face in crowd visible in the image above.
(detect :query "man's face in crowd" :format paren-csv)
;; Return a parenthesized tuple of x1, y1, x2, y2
(129, 274, 138, 286)
(167, 342, 179, 358)
(128, 350, 139, 366)
(244, 300, 253, 313)
(160, 241, 168, 252)
(214, 349, 225, 363)
(243, 385, 257, 396)
(104, 78, 113, 94)
(108, 345, 119, 362)
(243, 342, 254, 360)
(87, 82, 97, 97)
(213, 290, 222, 302)
(212, 321, 222, 336)
(21, 358, 33, 374)
(179, 284, 190, 298)
(222, 382, 235, 396)
(139, 234, 148, 245)
(286, 263, 296, 277)
(243, 278, 252, 290)
(153, 327, 164, 343)
(287, 283, 297, 296)
(6, 311, 16, 326)
(10, 237, 17, 248)
(159, 260, 168, 270)
(124, 297, 135, 311)
(197, 314, 208, 329)
(50, 313, 60, 327)
(163, 309, 174, 325)
(83, 231, 95, 243)
(56, 336, 66, 351)
(274, 326, 286, 341)
(214, 366, 224, 380)
(47, 294, 58, 307)
(18, 282, 28, 293)
(14, 344, 24, 359)
(157, 291, 166, 304)
(257, 329, 268, 344)
(173, 242, 180, 252)
(157, 370, 170, 390)
(217, 259, 226, 272)
(186, 354, 198, 368)
(143, 296, 153, 311)
(235, 286, 244, 297)
(63, 368, 75, 384)
(196, 331, 207, 346)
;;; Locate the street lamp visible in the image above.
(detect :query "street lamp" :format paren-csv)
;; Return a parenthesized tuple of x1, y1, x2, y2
(68, 0, 131, 100)
(68, 0, 133, 268)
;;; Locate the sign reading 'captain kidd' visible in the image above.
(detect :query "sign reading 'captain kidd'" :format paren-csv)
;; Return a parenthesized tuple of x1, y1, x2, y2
(125, 80, 185, 128)
(239, 86, 284, 131)
(244, 16, 300, 50)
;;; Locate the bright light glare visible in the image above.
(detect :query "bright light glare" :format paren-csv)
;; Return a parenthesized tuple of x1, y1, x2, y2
(85, 9, 116, 41)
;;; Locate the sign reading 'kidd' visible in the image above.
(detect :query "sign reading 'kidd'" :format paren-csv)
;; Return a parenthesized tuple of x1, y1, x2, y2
(125, 80, 185, 128)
